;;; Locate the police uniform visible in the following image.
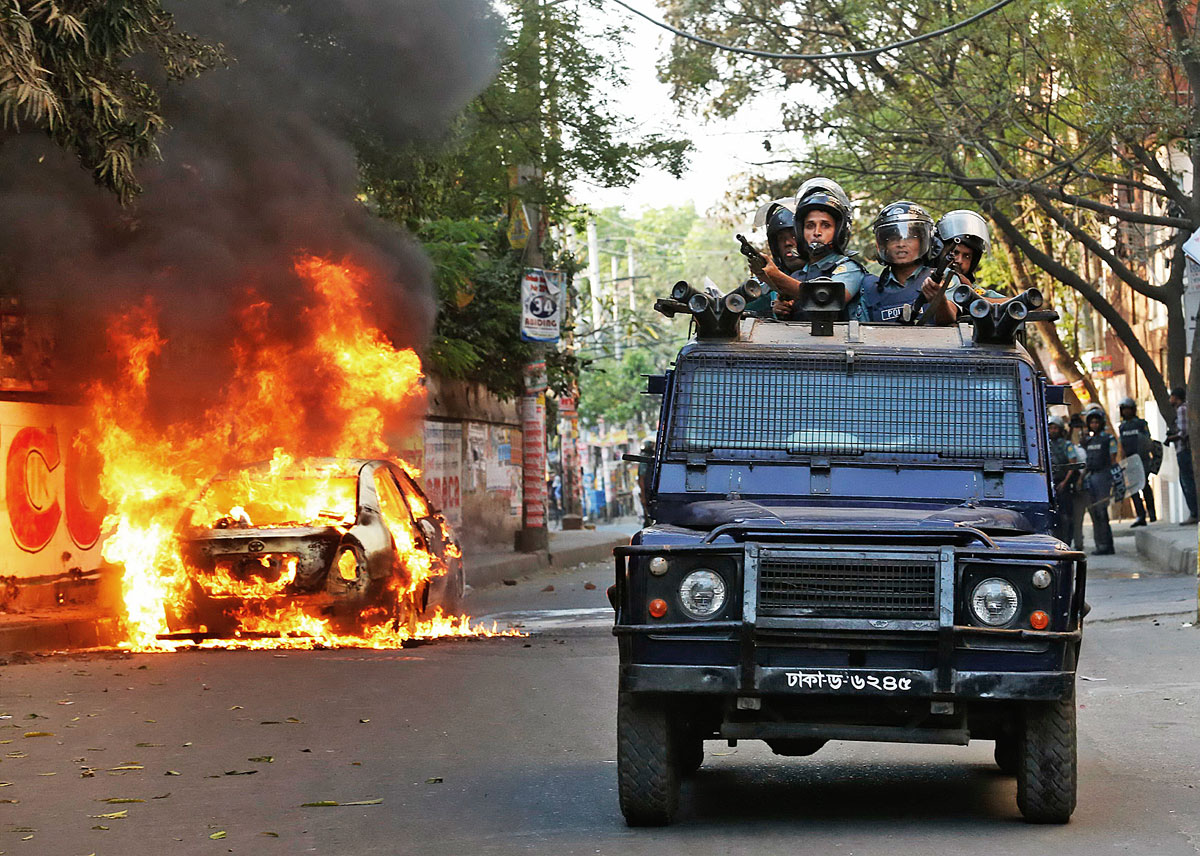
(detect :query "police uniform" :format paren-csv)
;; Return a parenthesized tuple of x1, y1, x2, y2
(1049, 433, 1080, 544)
(785, 252, 867, 321)
(1118, 414, 1155, 523)
(861, 264, 933, 323)
(1082, 428, 1118, 553)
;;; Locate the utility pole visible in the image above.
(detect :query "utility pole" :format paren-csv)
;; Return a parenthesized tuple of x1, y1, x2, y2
(513, 0, 547, 553)
(611, 254, 623, 360)
(627, 241, 637, 315)
(558, 225, 583, 531)
(587, 219, 603, 352)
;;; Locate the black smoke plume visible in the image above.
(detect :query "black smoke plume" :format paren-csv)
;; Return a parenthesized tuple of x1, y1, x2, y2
(0, 0, 497, 418)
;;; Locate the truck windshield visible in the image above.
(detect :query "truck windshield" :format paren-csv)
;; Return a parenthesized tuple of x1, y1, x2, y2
(667, 353, 1029, 462)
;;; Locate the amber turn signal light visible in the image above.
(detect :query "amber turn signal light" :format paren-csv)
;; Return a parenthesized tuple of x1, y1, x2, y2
(648, 598, 668, 618)
(1029, 610, 1049, 630)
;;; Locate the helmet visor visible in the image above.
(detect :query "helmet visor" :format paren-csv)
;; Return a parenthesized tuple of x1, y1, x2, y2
(875, 221, 931, 264)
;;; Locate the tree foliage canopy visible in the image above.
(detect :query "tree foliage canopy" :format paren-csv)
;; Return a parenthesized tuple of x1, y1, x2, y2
(361, 0, 693, 398)
(0, 0, 222, 203)
(659, 0, 1198, 422)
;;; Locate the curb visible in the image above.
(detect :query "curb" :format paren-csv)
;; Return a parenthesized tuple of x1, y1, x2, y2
(1134, 527, 1198, 575)
(0, 615, 123, 658)
(465, 536, 629, 590)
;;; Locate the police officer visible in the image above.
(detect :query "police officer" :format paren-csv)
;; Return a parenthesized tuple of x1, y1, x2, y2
(1166, 386, 1198, 524)
(1117, 397, 1156, 527)
(861, 201, 957, 324)
(777, 186, 866, 321)
(1082, 409, 1117, 554)
(1048, 416, 1081, 544)
(931, 209, 1007, 301)
(744, 198, 799, 317)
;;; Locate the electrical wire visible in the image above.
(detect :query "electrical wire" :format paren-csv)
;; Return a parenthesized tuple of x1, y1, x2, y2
(607, 0, 1017, 61)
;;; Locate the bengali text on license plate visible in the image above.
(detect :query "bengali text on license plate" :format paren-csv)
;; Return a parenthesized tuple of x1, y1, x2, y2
(785, 670, 915, 692)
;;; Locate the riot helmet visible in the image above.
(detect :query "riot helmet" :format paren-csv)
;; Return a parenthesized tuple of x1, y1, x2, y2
(752, 196, 795, 229)
(1118, 397, 1136, 415)
(763, 202, 801, 272)
(1085, 408, 1106, 430)
(1048, 415, 1067, 430)
(794, 177, 852, 215)
(935, 209, 990, 277)
(872, 201, 934, 266)
(795, 189, 851, 257)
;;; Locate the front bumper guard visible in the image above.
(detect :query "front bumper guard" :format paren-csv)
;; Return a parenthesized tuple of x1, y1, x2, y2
(614, 537, 1085, 701)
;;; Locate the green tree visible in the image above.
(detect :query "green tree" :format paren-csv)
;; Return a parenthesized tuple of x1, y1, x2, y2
(576, 203, 745, 428)
(0, 1, 222, 203)
(659, 0, 1198, 435)
(360, 0, 691, 398)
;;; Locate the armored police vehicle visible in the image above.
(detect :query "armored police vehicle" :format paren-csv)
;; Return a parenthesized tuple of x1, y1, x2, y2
(612, 278, 1084, 826)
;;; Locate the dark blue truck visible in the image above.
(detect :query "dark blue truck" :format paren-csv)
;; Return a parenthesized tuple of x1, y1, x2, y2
(612, 293, 1084, 826)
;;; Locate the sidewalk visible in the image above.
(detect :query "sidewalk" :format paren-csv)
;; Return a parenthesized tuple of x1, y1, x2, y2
(1133, 520, 1198, 576)
(462, 517, 639, 590)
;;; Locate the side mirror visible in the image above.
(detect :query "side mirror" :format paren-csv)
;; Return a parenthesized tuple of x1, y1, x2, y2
(1045, 385, 1068, 405)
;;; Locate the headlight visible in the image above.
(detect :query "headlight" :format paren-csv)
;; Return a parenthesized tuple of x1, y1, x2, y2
(971, 578, 1020, 626)
(678, 569, 727, 620)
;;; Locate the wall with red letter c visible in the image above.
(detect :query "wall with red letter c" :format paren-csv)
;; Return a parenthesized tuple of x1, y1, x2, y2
(0, 402, 106, 579)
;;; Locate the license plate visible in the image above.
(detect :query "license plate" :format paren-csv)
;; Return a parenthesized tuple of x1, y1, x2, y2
(783, 669, 917, 693)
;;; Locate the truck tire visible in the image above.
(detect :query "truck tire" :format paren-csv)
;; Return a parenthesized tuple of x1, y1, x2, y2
(617, 693, 679, 826)
(1016, 686, 1077, 823)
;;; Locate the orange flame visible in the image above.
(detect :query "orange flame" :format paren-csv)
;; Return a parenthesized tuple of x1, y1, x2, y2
(84, 256, 520, 650)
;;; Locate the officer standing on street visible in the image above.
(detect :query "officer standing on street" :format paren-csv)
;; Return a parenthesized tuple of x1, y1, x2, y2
(1167, 386, 1199, 524)
(1082, 409, 1117, 554)
(862, 201, 957, 324)
(1117, 397, 1156, 527)
(1048, 416, 1081, 544)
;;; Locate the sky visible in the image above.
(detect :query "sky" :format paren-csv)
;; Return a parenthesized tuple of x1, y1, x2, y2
(575, 2, 790, 224)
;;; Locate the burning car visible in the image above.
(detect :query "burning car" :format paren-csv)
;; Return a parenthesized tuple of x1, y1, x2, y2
(166, 456, 463, 640)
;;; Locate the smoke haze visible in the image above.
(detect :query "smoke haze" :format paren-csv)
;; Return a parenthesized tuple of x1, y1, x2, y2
(0, 0, 498, 418)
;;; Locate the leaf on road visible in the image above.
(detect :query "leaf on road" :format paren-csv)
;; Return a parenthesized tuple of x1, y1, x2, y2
(358, 719, 370, 724)
(153, 793, 171, 800)
(57, 700, 74, 705)
(248, 756, 273, 763)
(259, 721, 282, 725)
(23, 732, 54, 738)
(262, 831, 280, 837)
(135, 743, 164, 748)
(97, 798, 144, 804)
(229, 706, 243, 711)
(425, 777, 443, 784)
(92, 825, 110, 831)
(224, 770, 257, 776)
(0, 798, 18, 804)
(285, 717, 302, 723)
(301, 799, 383, 807)
(0, 782, 10, 786)
(165, 771, 181, 776)
(89, 810, 129, 819)
(108, 765, 143, 771)
(209, 831, 226, 840)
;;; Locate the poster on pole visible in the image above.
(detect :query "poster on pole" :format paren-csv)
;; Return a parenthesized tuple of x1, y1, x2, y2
(520, 268, 563, 343)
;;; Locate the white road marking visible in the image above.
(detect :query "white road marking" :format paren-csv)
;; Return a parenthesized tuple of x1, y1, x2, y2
(473, 607, 613, 633)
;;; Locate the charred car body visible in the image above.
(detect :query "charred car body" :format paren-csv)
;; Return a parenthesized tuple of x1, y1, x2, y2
(169, 457, 463, 639)
(613, 280, 1084, 825)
